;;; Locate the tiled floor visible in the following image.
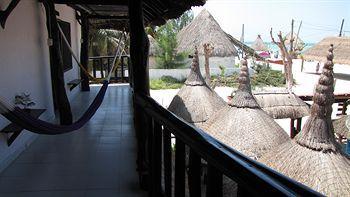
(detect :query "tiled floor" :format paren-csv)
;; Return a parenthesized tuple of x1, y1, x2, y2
(0, 84, 147, 197)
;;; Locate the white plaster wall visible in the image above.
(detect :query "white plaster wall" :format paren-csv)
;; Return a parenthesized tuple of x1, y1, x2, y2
(0, 1, 81, 172)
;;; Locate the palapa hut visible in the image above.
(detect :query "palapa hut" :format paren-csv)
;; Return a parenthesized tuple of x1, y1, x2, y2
(176, 9, 238, 68)
(303, 36, 350, 65)
(284, 32, 305, 51)
(333, 115, 350, 141)
(254, 91, 310, 138)
(259, 45, 350, 196)
(168, 47, 226, 127)
(202, 58, 290, 159)
(251, 35, 269, 52)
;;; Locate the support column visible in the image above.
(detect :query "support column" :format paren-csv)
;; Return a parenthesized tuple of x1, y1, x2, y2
(129, 0, 151, 190)
(80, 14, 90, 91)
(43, 0, 73, 125)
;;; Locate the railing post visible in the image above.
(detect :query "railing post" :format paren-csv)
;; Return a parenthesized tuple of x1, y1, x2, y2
(121, 56, 125, 82)
(163, 128, 172, 197)
(206, 164, 222, 197)
(93, 59, 97, 78)
(175, 138, 186, 197)
(150, 120, 163, 197)
(100, 58, 104, 78)
(188, 149, 201, 197)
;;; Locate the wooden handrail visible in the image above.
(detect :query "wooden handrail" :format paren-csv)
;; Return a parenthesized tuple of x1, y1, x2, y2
(134, 93, 323, 196)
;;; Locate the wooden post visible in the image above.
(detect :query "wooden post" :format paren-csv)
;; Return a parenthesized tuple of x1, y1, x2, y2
(163, 128, 172, 197)
(129, 0, 151, 190)
(188, 149, 201, 197)
(80, 14, 90, 91)
(175, 138, 186, 197)
(43, 0, 72, 125)
(206, 164, 223, 197)
(339, 19, 344, 37)
(290, 19, 294, 53)
(290, 118, 296, 138)
(203, 43, 213, 86)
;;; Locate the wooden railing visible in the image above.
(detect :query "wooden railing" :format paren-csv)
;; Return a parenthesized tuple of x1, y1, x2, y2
(88, 55, 130, 82)
(134, 93, 323, 197)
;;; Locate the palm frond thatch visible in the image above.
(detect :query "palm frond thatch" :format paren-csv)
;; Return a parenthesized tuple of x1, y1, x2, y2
(254, 92, 310, 119)
(333, 115, 350, 138)
(251, 35, 268, 51)
(303, 36, 350, 65)
(176, 9, 238, 57)
(202, 58, 290, 159)
(284, 32, 305, 50)
(259, 45, 350, 196)
(168, 47, 226, 126)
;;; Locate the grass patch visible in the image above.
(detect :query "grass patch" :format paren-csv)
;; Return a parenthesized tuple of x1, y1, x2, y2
(150, 76, 184, 90)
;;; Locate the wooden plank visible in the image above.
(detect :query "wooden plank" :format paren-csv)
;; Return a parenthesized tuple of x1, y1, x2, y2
(163, 128, 172, 197)
(188, 149, 201, 197)
(206, 164, 222, 197)
(175, 138, 186, 197)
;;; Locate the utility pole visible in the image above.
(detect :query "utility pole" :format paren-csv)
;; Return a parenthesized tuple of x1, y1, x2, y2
(339, 19, 344, 37)
(295, 21, 302, 52)
(240, 24, 245, 58)
(290, 19, 294, 53)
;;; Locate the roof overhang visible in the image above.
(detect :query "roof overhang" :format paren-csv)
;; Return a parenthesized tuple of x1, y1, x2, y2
(53, 0, 206, 30)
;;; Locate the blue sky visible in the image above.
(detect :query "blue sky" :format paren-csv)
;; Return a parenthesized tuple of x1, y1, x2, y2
(192, 0, 350, 43)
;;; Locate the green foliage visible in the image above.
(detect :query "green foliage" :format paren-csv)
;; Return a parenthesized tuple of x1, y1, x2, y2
(211, 68, 286, 88)
(218, 65, 226, 77)
(89, 29, 126, 56)
(251, 68, 286, 87)
(150, 76, 185, 90)
(154, 11, 193, 69)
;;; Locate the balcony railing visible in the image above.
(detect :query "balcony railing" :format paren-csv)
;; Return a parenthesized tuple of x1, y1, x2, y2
(89, 55, 130, 82)
(134, 93, 322, 197)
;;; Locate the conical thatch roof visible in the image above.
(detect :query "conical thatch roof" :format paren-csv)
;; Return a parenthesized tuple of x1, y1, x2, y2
(333, 115, 350, 138)
(251, 35, 269, 51)
(259, 45, 350, 196)
(176, 9, 238, 57)
(168, 47, 226, 126)
(148, 35, 157, 56)
(303, 36, 350, 65)
(202, 58, 290, 159)
(284, 32, 305, 51)
(254, 91, 310, 119)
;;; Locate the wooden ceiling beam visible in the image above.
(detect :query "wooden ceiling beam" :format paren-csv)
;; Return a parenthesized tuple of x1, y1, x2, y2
(53, 0, 128, 5)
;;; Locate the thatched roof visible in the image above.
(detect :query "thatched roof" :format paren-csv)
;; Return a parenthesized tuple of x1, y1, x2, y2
(254, 91, 310, 119)
(303, 36, 350, 65)
(202, 58, 290, 160)
(284, 32, 305, 51)
(225, 33, 263, 59)
(148, 35, 157, 56)
(333, 115, 350, 138)
(251, 35, 268, 51)
(168, 47, 226, 126)
(259, 45, 350, 196)
(176, 9, 238, 57)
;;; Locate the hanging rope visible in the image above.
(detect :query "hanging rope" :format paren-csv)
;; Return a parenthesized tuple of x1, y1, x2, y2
(57, 23, 127, 83)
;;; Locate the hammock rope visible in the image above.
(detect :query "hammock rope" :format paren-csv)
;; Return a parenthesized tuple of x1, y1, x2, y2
(57, 23, 127, 83)
(0, 29, 127, 135)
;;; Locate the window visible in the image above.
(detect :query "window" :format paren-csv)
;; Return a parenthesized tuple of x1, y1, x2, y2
(58, 20, 72, 72)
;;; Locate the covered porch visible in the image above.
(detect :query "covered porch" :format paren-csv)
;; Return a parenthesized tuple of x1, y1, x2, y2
(0, 84, 145, 196)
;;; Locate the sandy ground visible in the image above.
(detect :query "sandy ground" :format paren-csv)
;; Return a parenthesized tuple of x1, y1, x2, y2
(150, 59, 350, 136)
